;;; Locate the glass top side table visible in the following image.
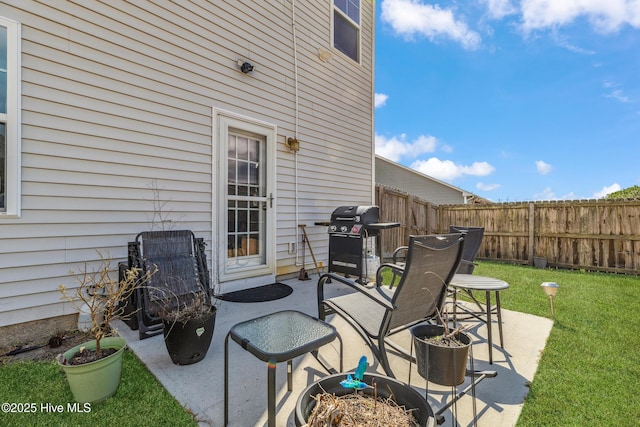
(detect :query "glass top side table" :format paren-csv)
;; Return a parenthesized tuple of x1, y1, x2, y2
(224, 310, 343, 427)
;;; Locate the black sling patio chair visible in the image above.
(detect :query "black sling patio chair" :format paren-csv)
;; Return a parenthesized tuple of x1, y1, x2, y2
(317, 233, 465, 378)
(120, 230, 211, 340)
(449, 225, 484, 274)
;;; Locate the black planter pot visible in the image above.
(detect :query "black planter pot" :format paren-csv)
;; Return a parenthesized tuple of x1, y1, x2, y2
(411, 324, 471, 386)
(295, 372, 436, 427)
(162, 306, 216, 365)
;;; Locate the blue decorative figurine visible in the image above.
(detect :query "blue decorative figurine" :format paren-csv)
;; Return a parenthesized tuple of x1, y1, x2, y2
(340, 355, 370, 390)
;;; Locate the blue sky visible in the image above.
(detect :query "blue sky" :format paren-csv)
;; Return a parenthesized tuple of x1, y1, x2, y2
(373, 0, 640, 202)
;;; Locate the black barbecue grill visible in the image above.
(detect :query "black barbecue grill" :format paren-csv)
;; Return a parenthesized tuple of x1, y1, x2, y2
(325, 206, 399, 282)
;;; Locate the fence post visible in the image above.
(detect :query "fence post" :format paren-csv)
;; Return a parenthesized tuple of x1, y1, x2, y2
(528, 202, 535, 266)
(405, 195, 414, 242)
(376, 184, 382, 206)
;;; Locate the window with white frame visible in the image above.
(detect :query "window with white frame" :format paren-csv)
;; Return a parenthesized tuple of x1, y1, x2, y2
(333, 0, 360, 62)
(0, 16, 20, 217)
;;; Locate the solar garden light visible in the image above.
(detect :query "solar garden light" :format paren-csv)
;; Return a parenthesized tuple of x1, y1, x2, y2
(540, 282, 559, 317)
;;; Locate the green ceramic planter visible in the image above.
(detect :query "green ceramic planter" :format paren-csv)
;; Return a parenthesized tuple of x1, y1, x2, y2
(58, 336, 126, 403)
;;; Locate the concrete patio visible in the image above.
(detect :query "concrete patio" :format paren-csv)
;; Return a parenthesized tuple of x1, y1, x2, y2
(114, 276, 553, 426)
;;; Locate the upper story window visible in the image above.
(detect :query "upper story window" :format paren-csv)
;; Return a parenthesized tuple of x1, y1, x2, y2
(333, 0, 360, 63)
(0, 16, 21, 217)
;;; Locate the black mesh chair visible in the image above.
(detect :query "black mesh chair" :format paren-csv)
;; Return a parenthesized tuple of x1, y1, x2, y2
(449, 226, 484, 274)
(120, 230, 211, 340)
(317, 233, 464, 378)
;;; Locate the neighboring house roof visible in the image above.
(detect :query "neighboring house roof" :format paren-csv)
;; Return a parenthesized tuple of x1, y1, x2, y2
(375, 155, 485, 205)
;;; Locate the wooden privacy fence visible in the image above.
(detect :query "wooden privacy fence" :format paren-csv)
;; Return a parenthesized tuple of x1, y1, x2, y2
(375, 184, 640, 274)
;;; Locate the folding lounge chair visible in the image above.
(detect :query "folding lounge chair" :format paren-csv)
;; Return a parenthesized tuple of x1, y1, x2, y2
(317, 233, 465, 378)
(449, 225, 484, 274)
(120, 230, 211, 340)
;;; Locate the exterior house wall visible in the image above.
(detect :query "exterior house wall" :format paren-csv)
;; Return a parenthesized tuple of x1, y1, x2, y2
(0, 1, 375, 327)
(375, 156, 470, 205)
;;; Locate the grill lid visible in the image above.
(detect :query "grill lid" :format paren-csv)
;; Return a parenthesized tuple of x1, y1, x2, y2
(330, 205, 380, 224)
(329, 206, 380, 235)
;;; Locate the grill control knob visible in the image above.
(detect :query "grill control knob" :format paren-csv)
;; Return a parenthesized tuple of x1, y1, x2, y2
(340, 226, 347, 232)
(329, 225, 337, 232)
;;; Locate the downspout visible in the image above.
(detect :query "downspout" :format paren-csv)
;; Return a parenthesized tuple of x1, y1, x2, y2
(371, 3, 377, 203)
(292, 0, 301, 266)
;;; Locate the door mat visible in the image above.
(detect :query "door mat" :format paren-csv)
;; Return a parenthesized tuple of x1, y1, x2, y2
(215, 283, 293, 303)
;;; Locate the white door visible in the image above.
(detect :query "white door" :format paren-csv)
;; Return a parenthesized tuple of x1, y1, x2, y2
(215, 111, 276, 281)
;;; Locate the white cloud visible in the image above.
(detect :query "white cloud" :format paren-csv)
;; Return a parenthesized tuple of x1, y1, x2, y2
(375, 133, 438, 162)
(533, 187, 578, 200)
(605, 89, 632, 103)
(561, 191, 578, 199)
(520, 0, 640, 33)
(536, 160, 552, 175)
(552, 29, 597, 54)
(410, 158, 495, 181)
(380, 0, 482, 50)
(593, 183, 621, 198)
(441, 144, 454, 153)
(603, 81, 633, 103)
(534, 187, 556, 200)
(477, 182, 502, 191)
(375, 93, 389, 108)
(482, 0, 517, 19)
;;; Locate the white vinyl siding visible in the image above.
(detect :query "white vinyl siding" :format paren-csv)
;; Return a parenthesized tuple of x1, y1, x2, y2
(0, 1, 374, 326)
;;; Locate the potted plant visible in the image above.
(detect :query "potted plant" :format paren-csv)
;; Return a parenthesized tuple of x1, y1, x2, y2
(154, 284, 217, 366)
(295, 357, 435, 426)
(57, 252, 148, 403)
(136, 187, 217, 364)
(411, 320, 471, 386)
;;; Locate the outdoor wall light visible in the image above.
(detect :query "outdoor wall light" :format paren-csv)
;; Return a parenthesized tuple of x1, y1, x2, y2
(285, 137, 300, 152)
(540, 282, 559, 317)
(237, 59, 254, 74)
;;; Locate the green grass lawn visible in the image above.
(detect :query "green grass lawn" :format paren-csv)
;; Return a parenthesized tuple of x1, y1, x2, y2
(473, 261, 640, 426)
(0, 351, 198, 426)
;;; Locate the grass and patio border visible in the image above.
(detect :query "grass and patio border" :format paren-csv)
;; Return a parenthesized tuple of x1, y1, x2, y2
(1, 261, 638, 425)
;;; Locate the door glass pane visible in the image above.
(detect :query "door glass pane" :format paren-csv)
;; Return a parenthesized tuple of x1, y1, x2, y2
(238, 208, 247, 232)
(237, 137, 248, 160)
(227, 201, 236, 232)
(249, 138, 259, 162)
(227, 159, 236, 195)
(226, 131, 267, 266)
(249, 163, 258, 195)
(250, 209, 259, 232)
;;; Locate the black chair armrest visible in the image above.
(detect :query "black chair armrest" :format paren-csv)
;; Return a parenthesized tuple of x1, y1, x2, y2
(392, 246, 408, 264)
(375, 262, 405, 290)
(317, 273, 395, 311)
(457, 259, 477, 274)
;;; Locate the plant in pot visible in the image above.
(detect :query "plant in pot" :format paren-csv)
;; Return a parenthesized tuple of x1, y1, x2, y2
(151, 279, 217, 366)
(296, 356, 435, 426)
(57, 252, 148, 403)
(410, 309, 471, 387)
(135, 186, 217, 364)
